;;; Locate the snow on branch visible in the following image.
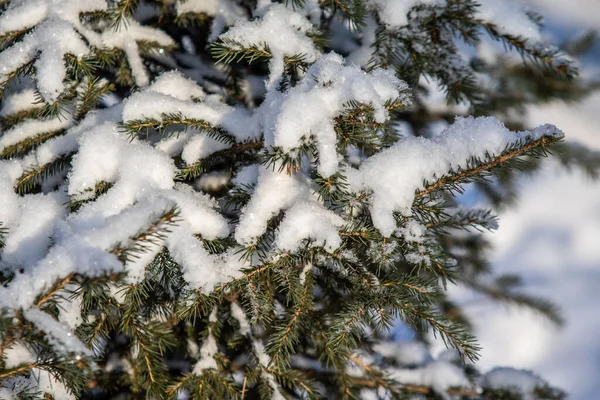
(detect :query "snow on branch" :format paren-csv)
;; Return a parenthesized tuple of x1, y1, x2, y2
(215, 4, 321, 88)
(348, 117, 563, 236)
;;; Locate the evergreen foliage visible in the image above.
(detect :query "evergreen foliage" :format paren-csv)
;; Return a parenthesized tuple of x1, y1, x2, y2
(0, 0, 597, 399)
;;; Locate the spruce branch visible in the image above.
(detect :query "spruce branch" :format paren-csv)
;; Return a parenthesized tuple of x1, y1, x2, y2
(34, 273, 77, 308)
(0, 108, 43, 130)
(111, 206, 181, 264)
(110, 0, 140, 29)
(211, 38, 316, 71)
(177, 140, 263, 181)
(415, 133, 562, 200)
(1, 128, 67, 159)
(0, 222, 7, 250)
(68, 181, 114, 212)
(480, 21, 576, 78)
(267, 268, 314, 367)
(122, 112, 236, 144)
(14, 153, 74, 194)
(0, 60, 35, 97)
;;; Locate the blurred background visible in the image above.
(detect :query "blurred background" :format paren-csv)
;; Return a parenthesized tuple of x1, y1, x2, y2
(447, 1, 600, 399)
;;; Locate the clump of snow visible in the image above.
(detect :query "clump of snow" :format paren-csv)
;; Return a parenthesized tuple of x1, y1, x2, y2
(68, 121, 175, 200)
(24, 308, 91, 356)
(0, 1, 173, 100)
(235, 167, 311, 245)
(100, 19, 174, 87)
(275, 201, 344, 253)
(0, 88, 38, 117)
(182, 135, 230, 164)
(482, 367, 547, 396)
(232, 165, 259, 187)
(389, 360, 470, 399)
(0, 19, 89, 103)
(1, 192, 65, 269)
(176, 0, 247, 42)
(56, 289, 83, 329)
(3, 343, 36, 369)
(375, 341, 432, 366)
(194, 170, 230, 192)
(369, 0, 445, 28)
(218, 5, 320, 88)
(476, 0, 542, 43)
(346, 17, 378, 67)
(299, 263, 312, 285)
(348, 117, 563, 236)
(36, 369, 76, 400)
(192, 307, 219, 373)
(0, 0, 108, 40)
(148, 71, 206, 100)
(261, 52, 407, 177)
(31, 103, 123, 169)
(123, 91, 259, 142)
(0, 113, 74, 155)
(230, 302, 285, 400)
(396, 219, 427, 242)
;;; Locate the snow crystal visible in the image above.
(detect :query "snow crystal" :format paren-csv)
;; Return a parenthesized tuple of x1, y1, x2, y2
(219, 5, 320, 88)
(261, 52, 406, 177)
(348, 117, 563, 236)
